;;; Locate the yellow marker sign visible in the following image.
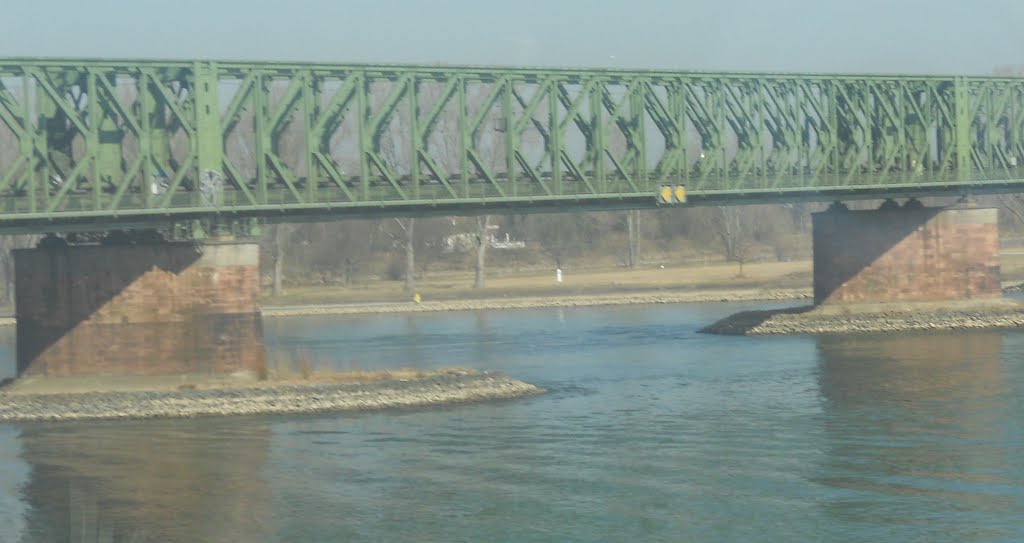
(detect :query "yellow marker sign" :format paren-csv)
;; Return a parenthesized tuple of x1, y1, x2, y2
(660, 185, 673, 203)
(674, 185, 687, 203)
(658, 185, 687, 204)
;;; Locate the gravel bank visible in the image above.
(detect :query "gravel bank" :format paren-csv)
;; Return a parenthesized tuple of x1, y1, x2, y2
(0, 372, 543, 422)
(701, 300, 1024, 336)
(262, 288, 812, 317)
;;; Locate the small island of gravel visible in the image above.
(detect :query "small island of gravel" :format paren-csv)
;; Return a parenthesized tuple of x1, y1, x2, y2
(0, 368, 543, 422)
(700, 298, 1024, 336)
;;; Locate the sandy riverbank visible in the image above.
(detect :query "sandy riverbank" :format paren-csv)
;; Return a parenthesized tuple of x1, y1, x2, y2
(0, 369, 543, 422)
(700, 298, 1024, 336)
(262, 287, 813, 317)
(0, 287, 811, 325)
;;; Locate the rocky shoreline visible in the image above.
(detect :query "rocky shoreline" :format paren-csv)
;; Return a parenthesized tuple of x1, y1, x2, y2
(700, 299, 1024, 336)
(0, 371, 543, 422)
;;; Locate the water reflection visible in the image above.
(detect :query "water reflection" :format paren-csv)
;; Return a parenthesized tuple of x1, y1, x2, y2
(815, 333, 1020, 540)
(16, 418, 272, 542)
(818, 332, 1006, 407)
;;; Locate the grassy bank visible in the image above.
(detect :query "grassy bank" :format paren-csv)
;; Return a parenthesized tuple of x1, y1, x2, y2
(264, 260, 813, 306)
(264, 252, 1024, 307)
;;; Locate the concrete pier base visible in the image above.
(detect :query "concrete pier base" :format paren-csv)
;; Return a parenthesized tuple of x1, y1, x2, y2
(14, 241, 265, 378)
(812, 203, 1001, 305)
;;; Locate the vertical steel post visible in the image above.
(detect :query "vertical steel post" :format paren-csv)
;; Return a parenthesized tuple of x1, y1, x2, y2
(35, 70, 56, 212)
(679, 78, 691, 187)
(631, 81, 648, 189)
(302, 72, 317, 203)
(148, 72, 172, 188)
(193, 61, 223, 204)
(458, 76, 470, 198)
(357, 72, 370, 201)
(504, 77, 516, 197)
(87, 71, 101, 209)
(549, 81, 561, 195)
(23, 72, 38, 212)
(254, 73, 268, 203)
(591, 81, 606, 192)
(408, 76, 421, 200)
(94, 73, 123, 208)
(954, 77, 972, 181)
(139, 70, 153, 207)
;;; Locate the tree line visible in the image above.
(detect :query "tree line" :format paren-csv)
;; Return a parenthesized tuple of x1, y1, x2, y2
(258, 191, 1024, 296)
(259, 203, 816, 295)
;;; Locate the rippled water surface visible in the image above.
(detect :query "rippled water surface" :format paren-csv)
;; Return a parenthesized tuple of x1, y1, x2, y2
(2, 301, 1024, 542)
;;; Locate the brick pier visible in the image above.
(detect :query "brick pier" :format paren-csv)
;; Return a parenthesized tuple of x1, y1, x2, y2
(14, 241, 265, 378)
(812, 203, 1001, 305)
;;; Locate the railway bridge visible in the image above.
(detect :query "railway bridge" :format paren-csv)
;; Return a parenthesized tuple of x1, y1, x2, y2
(1, 59, 1021, 379)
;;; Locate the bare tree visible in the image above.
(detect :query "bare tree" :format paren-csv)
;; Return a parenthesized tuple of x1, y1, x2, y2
(268, 225, 288, 296)
(414, 218, 454, 275)
(266, 222, 294, 293)
(282, 219, 386, 285)
(474, 215, 491, 288)
(713, 207, 754, 276)
(394, 218, 416, 293)
(626, 209, 640, 268)
(527, 212, 602, 270)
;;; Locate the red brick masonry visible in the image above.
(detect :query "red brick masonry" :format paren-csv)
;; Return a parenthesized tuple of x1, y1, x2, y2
(15, 242, 265, 377)
(812, 206, 1001, 305)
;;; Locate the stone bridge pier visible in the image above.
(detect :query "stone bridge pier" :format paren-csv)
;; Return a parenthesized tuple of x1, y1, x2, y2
(13, 239, 265, 380)
(812, 200, 1001, 305)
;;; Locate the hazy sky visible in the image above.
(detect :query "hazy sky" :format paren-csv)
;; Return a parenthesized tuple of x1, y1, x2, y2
(2, 0, 1022, 75)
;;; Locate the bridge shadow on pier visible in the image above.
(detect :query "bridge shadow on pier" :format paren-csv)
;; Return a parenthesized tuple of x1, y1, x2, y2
(13, 239, 202, 376)
(812, 204, 942, 305)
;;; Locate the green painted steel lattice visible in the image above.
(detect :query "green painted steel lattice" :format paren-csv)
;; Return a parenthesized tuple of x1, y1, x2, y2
(0, 58, 1023, 233)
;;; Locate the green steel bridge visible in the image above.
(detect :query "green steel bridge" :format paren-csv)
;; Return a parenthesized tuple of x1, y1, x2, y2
(1, 58, 1023, 235)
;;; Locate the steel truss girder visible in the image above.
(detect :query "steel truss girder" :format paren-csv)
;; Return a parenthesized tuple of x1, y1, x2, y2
(0, 59, 1022, 233)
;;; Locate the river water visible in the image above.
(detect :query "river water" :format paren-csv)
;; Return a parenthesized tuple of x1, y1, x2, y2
(1, 301, 1023, 542)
